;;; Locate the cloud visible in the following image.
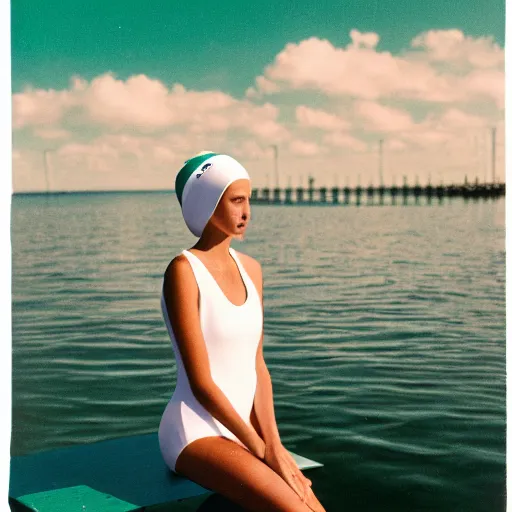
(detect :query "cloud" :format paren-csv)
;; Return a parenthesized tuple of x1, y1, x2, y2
(437, 107, 488, 129)
(246, 30, 504, 108)
(463, 69, 504, 108)
(386, 138, 407, 151)
(13, 73, 289, 142)
(83, 74, 176, 129)
(353, 101, 414, 133)
(410, 29, 504, 69)
(322, 132, 368, 152)
(33, 127, 72, 140)
(288, 139, 322, 156)
(295, 105, 350, 131)
(11, 29, 505, 191)
(348, 29, 380, 50)
(12, 87, 75, 129)
(57, 141, 119, 165)
(56, 133, 179, 166)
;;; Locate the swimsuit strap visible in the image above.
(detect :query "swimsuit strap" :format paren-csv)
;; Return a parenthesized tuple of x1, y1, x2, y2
(182, 248, 251, 307)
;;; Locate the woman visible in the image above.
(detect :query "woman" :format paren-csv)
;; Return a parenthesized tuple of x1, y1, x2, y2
(158, 152, 326, 512)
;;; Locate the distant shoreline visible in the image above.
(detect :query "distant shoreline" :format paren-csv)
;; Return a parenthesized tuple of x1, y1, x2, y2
(12, 189, 177, 196)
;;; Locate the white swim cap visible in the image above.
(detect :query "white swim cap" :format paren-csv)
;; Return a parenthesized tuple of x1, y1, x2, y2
(175, 151, 251, 237)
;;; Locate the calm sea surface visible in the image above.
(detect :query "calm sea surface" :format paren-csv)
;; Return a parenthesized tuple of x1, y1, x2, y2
(11, 193, 505, 512)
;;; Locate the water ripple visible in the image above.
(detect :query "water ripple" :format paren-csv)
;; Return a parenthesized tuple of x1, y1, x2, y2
(11, 195, 505, 512)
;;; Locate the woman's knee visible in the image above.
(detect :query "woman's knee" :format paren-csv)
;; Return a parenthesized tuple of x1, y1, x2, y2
(175, 436, 310, 512)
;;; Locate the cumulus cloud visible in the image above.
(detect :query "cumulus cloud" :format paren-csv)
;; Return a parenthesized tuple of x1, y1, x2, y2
(56, 133, 182, 168)
(13, 72, 288, 141)
(348, 29, 380, 50)
(288, 139, 322, 156)
(322, 132, 368, 152)
(353, 101, 414, 133)
(295, 105, 350, 131)
(11, 29, 504, 191)
(33, 127, 72, 140)
(410, 29, 504, 69)
(386, 138, 408, 151)
(246, 29, 504, 108)
(437, 107, 488, 128)
(13, 87, 75, 129)
(83, 74, 176, 129)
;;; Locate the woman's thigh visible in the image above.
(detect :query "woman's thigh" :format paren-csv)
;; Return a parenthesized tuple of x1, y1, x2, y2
(175, 436, 311, 512)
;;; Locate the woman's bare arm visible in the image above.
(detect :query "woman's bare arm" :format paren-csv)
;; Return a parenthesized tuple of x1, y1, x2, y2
(250, 259, 283, 447)
(163, 255, 264, 457)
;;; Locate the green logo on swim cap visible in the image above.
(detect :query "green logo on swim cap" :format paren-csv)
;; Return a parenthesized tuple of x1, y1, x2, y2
(196, 162, 212, 178)
(175, 152, 218, 206)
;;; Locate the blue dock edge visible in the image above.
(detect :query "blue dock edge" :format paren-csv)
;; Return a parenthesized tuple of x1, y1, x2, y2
(9, 432, 324, 511)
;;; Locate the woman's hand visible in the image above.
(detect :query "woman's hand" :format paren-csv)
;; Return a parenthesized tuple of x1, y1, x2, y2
(280, 447, 312, 488)
(263, 442, 326, 512)
(243, 426, 266, 460)
(254, 434, 266, 460)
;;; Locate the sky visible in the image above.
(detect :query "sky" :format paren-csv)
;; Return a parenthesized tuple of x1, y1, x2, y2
(10, 0, 506, 192)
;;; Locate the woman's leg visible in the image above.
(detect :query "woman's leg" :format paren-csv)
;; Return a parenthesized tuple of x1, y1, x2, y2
(175, 436, 312, 512)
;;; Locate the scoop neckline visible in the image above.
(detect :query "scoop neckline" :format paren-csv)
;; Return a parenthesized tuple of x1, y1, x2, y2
(183, 247, 249, 308)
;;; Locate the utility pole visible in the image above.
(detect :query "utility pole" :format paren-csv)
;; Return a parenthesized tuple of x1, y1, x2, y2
(270, 144, 279, 188)
(491, 126, 496, 184)
(43, 150, 51, 193)
(378, 139, 384, 187)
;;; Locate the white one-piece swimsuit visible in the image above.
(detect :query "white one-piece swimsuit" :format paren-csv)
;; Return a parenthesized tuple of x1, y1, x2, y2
(158, 247, 263, 473)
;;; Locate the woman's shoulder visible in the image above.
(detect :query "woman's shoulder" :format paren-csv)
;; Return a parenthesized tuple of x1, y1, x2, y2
(233, 249, 260, 269)
(164, 252, 193, 281)
(233, 249, 262, 289)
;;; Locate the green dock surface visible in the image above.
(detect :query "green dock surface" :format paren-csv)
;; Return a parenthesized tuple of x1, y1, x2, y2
(9, 432, 323, 511)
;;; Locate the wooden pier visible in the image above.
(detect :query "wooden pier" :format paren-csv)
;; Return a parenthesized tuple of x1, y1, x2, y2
(249, 176, 505, 206)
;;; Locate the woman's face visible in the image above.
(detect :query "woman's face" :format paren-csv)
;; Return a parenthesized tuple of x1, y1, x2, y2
(209, 179, 251, 239)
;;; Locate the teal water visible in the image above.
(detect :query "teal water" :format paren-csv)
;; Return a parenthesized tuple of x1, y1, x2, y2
(11, 193, 505, 511)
